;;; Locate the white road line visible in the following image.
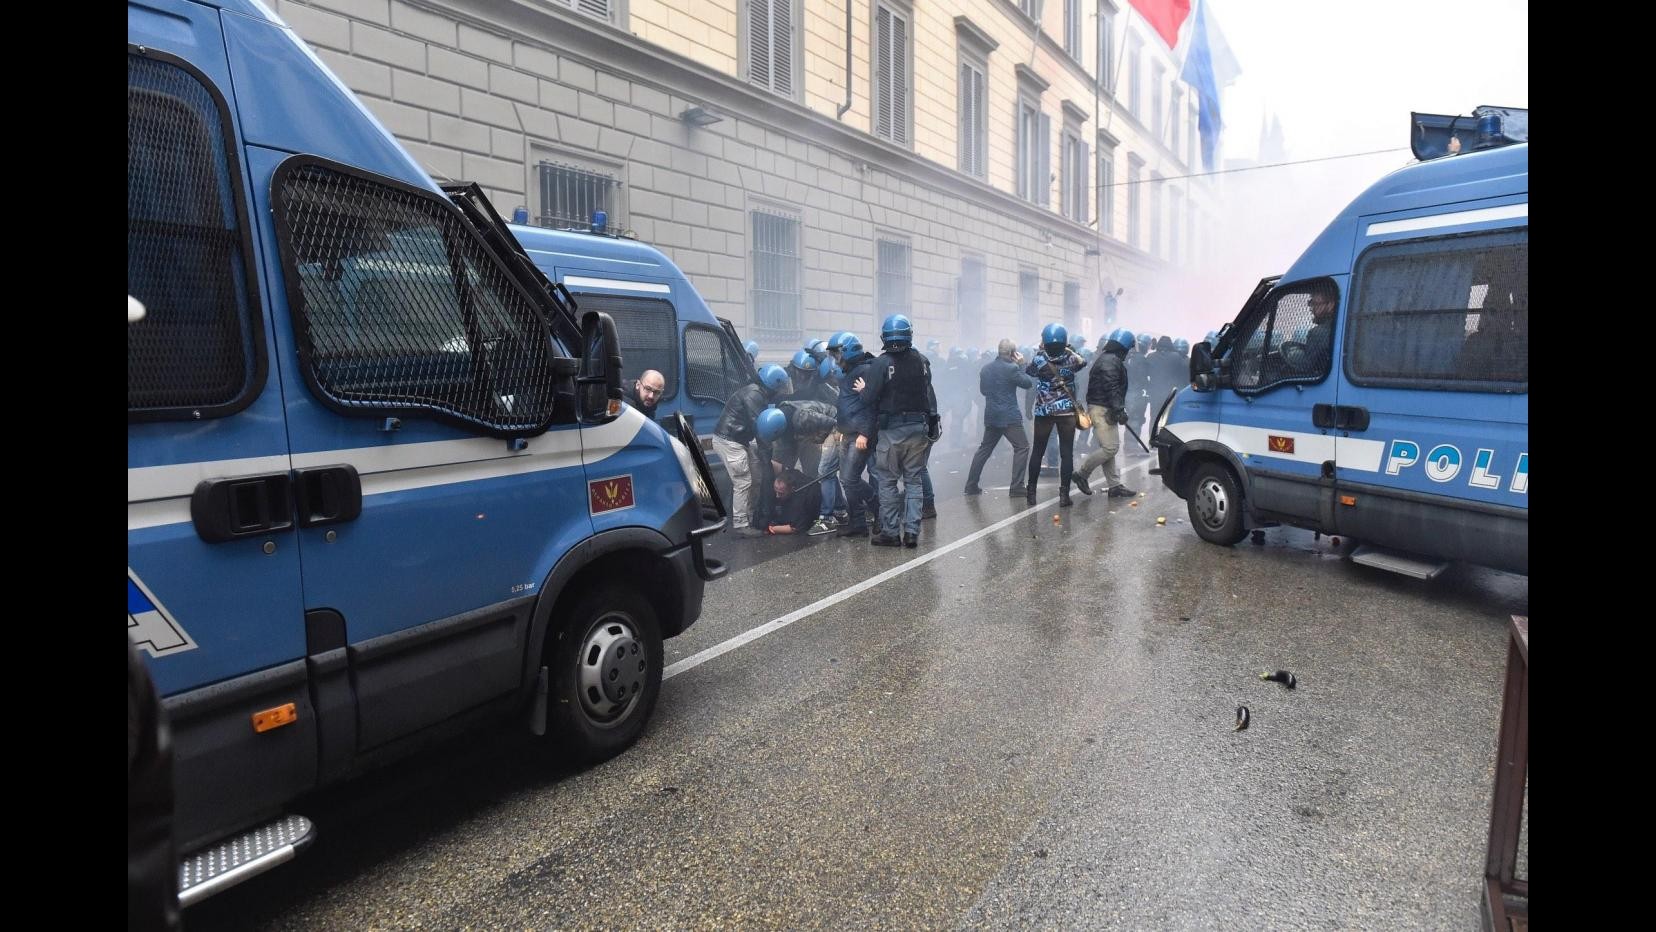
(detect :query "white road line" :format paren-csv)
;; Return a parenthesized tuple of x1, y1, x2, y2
(664, 458, 1156, 680)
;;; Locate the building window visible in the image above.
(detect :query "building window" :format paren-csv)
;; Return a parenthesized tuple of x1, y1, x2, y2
(1149, 172, 1163, 258)
(1019, 269, 1040, 337)
(1127, 154, 1143, 249)
(1016, 97, 1050, 205)
(959, 56, 988, 179)
(1061, 129, 1088, 222)
(751, 208, 802, 342)
(1127, 35, 1142, 116)
(1064, 0, 1082, 59)
(1170, 87, 1183, 156)
(1169, 187, 1182, 265)
(549, 0, 617, 26)
(1151, 62, 1165, 141)
(745, 0, 799, 98)
(874, 2, 912, 146)
(1063, 281, 1081, 332)
(1187, 198, 1198, 263)
(1098, 11, 1115, 96)
(1187, 106, 1199, 168)
(959, 255, 987, 345)
(877, 237, 912, 326)
(1098, 144, 1115, 238)
(535, 157, 621, 231)
(1018, 0, 1039, 18)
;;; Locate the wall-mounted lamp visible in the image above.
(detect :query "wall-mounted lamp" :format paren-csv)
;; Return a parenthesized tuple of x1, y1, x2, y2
(680, 106, 723, 127)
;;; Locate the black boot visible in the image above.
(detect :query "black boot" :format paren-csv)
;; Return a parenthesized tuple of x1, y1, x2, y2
(1073, 472, 1094, 496)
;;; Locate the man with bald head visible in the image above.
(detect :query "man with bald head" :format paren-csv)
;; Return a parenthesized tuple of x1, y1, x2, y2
(626, 369, 666, 421)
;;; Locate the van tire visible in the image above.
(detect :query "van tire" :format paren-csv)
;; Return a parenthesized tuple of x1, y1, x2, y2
(543, 586, 663, 766)
(1188, 461, 1247, 546)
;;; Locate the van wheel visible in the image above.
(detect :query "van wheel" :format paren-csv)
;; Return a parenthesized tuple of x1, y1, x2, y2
(544, 587, 662, 765)
(1188, 462, 1247, 545)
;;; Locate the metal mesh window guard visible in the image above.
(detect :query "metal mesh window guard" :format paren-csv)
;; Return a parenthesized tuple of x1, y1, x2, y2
(127, 53, 259, 418)
(571, 293, 679, 399)
(1351, 232, 1528, 389)
(274, 160, 559, 436)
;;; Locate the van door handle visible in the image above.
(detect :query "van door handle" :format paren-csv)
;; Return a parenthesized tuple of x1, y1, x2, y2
(1336, 406, 1371, 431)
(191, 473, 295, 543)
(1312, 403, 1338, 429)
(294, 465, 362, 528)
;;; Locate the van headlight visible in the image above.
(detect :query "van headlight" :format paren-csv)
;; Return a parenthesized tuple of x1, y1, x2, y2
(669, 434, 716, 509)
(1156, 392, 1175, 433)
(666, 413, 724, 519)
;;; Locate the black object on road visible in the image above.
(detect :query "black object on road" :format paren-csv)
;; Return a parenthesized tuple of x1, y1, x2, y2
(1234, 705, 1251, 731)
(1259, 670, 1298, 689)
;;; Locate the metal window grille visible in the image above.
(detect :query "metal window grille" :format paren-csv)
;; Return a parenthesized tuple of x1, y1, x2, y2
(751, 210, 802, 342)
(537, 161, 617, 230)
(959, 257, 986, 344)
(1019, 270, 1040, 337)
(877, 239, 912, 325)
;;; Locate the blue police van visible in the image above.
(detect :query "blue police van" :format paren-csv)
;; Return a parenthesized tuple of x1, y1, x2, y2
(508, 222, 760, 446)
(128, 0, 727, 910)
(1154, 107, 1527, 578)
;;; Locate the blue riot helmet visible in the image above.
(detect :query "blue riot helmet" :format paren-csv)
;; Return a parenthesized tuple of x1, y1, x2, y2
(790, 350, 818, 372)
(1080, 347, 1095, 362)
(821, 362, 843, 384)
(744, 340, 761, 361)
(926, 338, 942, 353)
(1204, 330, 1219, 345)
(880, 314, 914, 349)
(830, 331, 864, 359)
(1106, 328, 1135, 352)
(1040, 323, 1068, 355)
(756, 405, 788, 442)
(804, 338, 829, 363)
(1175, 338, 1190, 355)
(1135, 334, 1152, 354)
(827, 331, 853, 358)
(949, 347, 966, 361)
(758, 363, 794, 396)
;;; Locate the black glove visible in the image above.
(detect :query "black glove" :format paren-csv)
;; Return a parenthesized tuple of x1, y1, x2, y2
(1112, 409, 1129, 426)
(925, 413, 942, 443)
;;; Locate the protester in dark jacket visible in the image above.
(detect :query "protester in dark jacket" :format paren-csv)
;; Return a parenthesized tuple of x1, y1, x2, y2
(1077, 330, 1138, 498)
(964, 340, 1034, 496)
(713, 364, 793, 536)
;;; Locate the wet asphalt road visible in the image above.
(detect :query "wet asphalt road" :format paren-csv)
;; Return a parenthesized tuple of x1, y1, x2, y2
(188, 437, 1528, 930)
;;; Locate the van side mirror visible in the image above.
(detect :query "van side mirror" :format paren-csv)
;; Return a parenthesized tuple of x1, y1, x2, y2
(578, 310, 623, 423)
(1189, 342, 1217, 392)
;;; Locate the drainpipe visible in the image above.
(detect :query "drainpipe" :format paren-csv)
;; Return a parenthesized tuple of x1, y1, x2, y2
(836, 1, 853, 119)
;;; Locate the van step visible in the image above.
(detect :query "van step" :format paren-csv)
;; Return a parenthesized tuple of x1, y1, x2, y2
(179, 814, 314, 907)
(1350, 545, 1450, 580)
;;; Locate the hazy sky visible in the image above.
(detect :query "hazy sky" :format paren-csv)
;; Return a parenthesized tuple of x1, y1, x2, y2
(1110, 0, 1528, 341)
(1218, 0, 1529, 161)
